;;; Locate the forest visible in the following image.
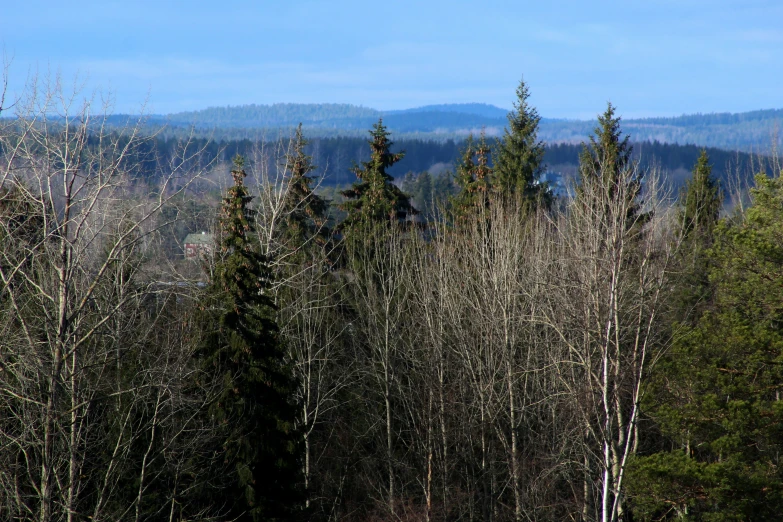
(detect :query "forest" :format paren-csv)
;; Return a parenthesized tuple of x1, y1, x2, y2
(1, 76, 783, 522)
(125, 102, 783, 152)
(119, 132, 768, 190)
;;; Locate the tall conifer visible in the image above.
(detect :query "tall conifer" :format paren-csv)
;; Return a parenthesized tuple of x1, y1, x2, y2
(629, 174, 783, 520)
(451, 132, 492, 221)
(579, 103, 633, 188)
(493, 79, 550, 210)
(578, 103, 642, 230)
(679, 149, 721, 241)
(673, 149, 722, 321)
(199, 156, 302, 521)
(281, 124, 330, 258)
(339, 119, 415, 233)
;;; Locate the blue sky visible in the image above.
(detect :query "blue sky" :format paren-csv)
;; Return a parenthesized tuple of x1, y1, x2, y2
(1, 0, 781, 119)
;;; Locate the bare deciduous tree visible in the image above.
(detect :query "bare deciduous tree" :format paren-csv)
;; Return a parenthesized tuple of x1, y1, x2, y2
(0, 74, 221, 522)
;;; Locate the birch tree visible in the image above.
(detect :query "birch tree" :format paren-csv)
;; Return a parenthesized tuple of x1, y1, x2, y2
(0, 75, 218, 522)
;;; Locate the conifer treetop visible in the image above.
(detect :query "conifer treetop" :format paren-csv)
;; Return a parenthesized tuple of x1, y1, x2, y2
(679, 149, 721, 240)
(493, 78, 550, 210)
(452, 131, 493, 221)
(340, 118, 416, 229)
(580, 102, 633, 186)
(199, 155, 303, 521)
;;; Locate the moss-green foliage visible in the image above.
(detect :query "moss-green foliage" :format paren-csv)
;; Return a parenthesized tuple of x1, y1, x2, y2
(339, 119, 416, 233)
(628, 174, 783, 521)
(198, 156, 302, 521)
(492, 79, 551, 211)
(579, 103, 634, 191)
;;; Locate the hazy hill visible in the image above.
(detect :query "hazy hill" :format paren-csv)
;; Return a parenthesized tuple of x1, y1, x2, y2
(384, 103, 509, 119)
(538, 112, 783, 153)
(152, 103, 509, 137)
(161, 103, 381, 129)
(134, 103, 783, 153)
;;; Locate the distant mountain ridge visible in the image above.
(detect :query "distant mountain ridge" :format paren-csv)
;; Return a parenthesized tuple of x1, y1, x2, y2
(384, 103, 510, 119)
(156, 102, 510, 134)
(163, 103, 380, 128)
(141, 103, 783, 152)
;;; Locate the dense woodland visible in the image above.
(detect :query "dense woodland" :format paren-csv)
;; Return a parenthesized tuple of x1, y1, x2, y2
(124, 103, 783, 152)
(2, 76, 783, 522)
(121, 132, 768, 191)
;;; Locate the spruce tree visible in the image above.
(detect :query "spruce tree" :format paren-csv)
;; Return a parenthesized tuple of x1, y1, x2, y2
(281, 124, 330, 257)
(451, 132, 492, 221)
(578, 103, 642, 231)
(674, 149, 723, 322)
(492, 78, 551, 210)
(339, 118, 416, 232)
(579, 103, 633, 189)
(679, 149, 722, 241)
(199, 156, 302, 521)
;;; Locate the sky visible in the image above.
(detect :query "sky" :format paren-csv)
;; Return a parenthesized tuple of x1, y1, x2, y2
(1, 0, 782, 119)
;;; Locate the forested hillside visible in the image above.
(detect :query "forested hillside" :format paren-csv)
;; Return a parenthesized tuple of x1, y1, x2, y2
(3, 78, 783, 522)
(130, 102, 783, 152)
(138, 133, 767, 191)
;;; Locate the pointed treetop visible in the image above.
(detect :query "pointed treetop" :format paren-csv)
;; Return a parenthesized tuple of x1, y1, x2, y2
(451, 131, 494, 221)
(339, 118, 415, 228)
(231, 155, 246, 186)
(492, 77, 549, 209)
(680, 149, 721, 239)
(582, 102, 633, 182)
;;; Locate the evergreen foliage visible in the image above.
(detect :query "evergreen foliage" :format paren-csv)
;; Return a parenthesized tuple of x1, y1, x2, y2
(11, 77, 783, 522)
(629, 174, 783, 520)
(492, 79, 551, 210)
(281, 124, 330, 255)
(401, 170, 458, 222)
(198, 156, 303, 521)
(339, 119, 416, 232)
(679, 150, 722, 241)
(578, 103, 643, 230)
(451, 132, 493, 221)
(579, 103, 634, 188)
(673, 150, 723, 322)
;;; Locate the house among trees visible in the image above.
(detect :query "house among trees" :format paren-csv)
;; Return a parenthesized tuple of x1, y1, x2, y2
(183, 231, 213, 258)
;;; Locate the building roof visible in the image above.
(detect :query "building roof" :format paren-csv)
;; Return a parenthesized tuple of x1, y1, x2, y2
(183, 232, 213, 245)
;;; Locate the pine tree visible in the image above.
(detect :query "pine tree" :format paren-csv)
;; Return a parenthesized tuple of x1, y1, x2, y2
(199, 156, 302, 521)
(339, 119, 416, 232)
(628, 174, 783, 520)
(451, 132, 492, 221)
(492, 78, 551, 211)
